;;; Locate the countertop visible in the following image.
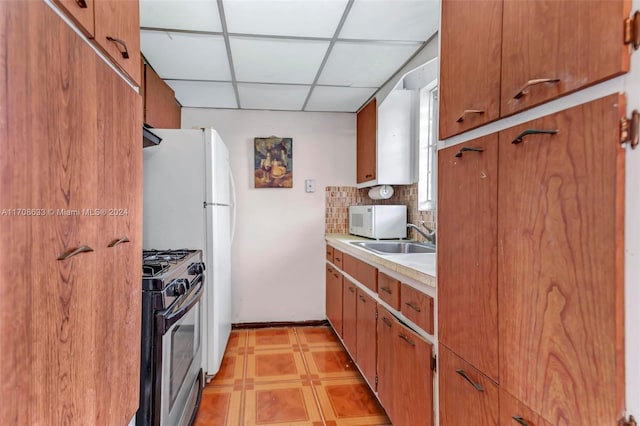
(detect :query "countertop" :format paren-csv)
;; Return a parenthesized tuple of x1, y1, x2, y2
(325, 234, 436, 288)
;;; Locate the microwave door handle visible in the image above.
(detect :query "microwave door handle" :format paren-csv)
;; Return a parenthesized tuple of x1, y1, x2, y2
(157, 276, 204, 333)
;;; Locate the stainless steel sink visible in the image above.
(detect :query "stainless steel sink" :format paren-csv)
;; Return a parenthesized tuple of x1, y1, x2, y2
(350, 241, 436, 255)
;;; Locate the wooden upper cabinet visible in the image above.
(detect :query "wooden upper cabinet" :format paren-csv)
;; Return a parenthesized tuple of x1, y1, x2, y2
(94, 0, 141, 85)
(497, 94, 626, 424)
(439, 0, 502, 139)
(355, 289, 377, 389)
(439, 345, 499, 426)
(53, 0, 95, 36)
(500, 0, 631, 117)
(144, 64, 181, 129)
(438, 134, 499, 381)
(356, 98, 377, 183)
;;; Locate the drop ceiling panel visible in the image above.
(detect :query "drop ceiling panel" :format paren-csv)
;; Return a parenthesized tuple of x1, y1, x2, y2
(340, 0, 440, 42)
(223, 0, 348, 38)
(167, 80, 237, 108)
(318, 41, 421, 87)
(305, 86, 376, 112)
(141, 31, 231, 80)
(140, 0, 223, 32)
(231, 37, 330, 84)
(238, 83, 310, 110)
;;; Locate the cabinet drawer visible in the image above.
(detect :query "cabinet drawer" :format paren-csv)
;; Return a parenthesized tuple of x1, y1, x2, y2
(333, 249, 343, 270)
(378, 272, 400, 310)
(439, 345, 499, 426)
(500, 388, 552, 426)
(343, 253, 377, 291)
(326, 245, 334, 263)
(401, 284, 433, 334)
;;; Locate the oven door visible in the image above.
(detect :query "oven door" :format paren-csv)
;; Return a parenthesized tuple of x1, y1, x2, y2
(157, 276, 204, 426)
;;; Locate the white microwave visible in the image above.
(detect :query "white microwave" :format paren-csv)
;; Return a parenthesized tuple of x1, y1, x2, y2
(349, 205, 407, 239)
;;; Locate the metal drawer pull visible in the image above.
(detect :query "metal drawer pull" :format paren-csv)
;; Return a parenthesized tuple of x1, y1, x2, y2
(382, 317, 392, 327)
(106, 36, 130, 59)
(75, 0, 87, 8)
(456, 109, 484, 123)
(405, 302, 421, 312)
(512, 129, 558, 145)
(335, 257, 341, 261)
(359, 295, 366, 302)
(513, 78, 560, 100)
(380, 286, 392, 294)
(455, 146, 484, 158)
(512, 416, 530, 426)
(455, 369, 484, 392)
(398, 333, 415, 346)
(57, 245, 94, 260)
(348, 287, 355, 293)
(107, 237, 130, 247)
(365, 174, 373, 179)
(333, 273, 339, 279)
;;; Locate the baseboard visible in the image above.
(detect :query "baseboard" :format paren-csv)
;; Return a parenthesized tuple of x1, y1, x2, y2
(231, 319, 329, 330)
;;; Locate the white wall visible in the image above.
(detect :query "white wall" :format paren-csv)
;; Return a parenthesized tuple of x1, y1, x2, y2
(182, 108, 355, 323)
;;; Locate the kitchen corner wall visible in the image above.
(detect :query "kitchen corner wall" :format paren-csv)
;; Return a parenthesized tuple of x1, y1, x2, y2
(181, 108, 355, 324)
(325, 184, 435, 241)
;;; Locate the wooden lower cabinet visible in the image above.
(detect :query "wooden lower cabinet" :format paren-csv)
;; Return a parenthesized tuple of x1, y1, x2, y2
(355, 289, 377, 389)
(377, 271, 400, 310)
(401, 283, 434, 335)
(377, 306, 396, 421)
(343, 253, 377, 292)
(500, 388, 552, 426)
(326, 265, 343, 336)
(439, 345, 499, 426)
(342, 279, 358, 356)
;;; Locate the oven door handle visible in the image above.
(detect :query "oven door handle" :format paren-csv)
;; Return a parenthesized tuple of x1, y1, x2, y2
(157, 275, 204, 334)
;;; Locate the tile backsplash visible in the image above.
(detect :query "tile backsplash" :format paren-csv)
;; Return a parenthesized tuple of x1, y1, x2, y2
(325, 183, 435, 242)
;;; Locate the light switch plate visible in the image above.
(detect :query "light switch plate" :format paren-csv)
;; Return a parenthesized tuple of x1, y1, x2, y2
(305, 179, 316, 193)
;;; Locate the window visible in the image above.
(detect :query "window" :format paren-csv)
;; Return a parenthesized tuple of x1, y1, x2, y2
(418, 79, 438, 211)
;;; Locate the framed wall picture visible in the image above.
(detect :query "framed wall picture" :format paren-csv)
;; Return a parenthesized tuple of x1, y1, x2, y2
(254, 136, 293, 188)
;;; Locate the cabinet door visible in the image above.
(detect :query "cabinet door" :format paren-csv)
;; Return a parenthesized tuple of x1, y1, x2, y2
(356, 98, 376, 183)
(377, 271, 400, 310)
(501, 0, 630, 117)
(438, 134, 499, 380)
(439, 0, 502, 139)
(326, 265, 343, 337)
(342, 280, 358, 356)
(439, 345, 499, 426)
(356, 289, 377, 389)
(326, 245, 334, 263)
(94, 0, 141, 85)
(53, 0, 95, 36)
(144, 64, 181, 129)
(394, 322, 434, 426)
(498, 94, 625, 424)
(400, 284, 434, 335)
(377, 305, 396, 422)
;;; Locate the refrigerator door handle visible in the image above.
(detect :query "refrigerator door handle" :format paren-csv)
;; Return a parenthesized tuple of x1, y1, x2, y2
(229, 169, 237, 246)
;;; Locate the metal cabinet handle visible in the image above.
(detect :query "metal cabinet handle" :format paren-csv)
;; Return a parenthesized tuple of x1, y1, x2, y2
(398, 333, 415, 346)
(328, 267, 333, 274)
(348, 287, 355, 293)
(380, 286, 392, 294)
(405, 302, 421, 312)
(75, 0, 87, 8)
(455, 369, 484, 392)
(512, 129, 559, 145)
(333, 273, 339, 279)
(359, 295, 366, 302)
(365, 174, 373, 179)
(512, 416, 530, 426)
(57, 245, 94, 260)
(382, 317, 392, 327)
(106, 36, 130, 59)
(456, 109, 484, 123)
(455, 146, 484, 158)
(335, 256, 341, 262)
(107, 236, 130, 247)
(513, 78, 560, 100)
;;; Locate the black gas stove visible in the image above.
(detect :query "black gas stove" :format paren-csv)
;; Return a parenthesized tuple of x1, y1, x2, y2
(138, 249, 205, 426)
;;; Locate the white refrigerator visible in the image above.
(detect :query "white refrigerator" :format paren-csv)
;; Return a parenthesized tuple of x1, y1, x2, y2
(142, 128, 233, 377)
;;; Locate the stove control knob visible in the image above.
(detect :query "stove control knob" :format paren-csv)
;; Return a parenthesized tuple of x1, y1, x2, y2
(188, 262, 205, 275)
(169, 279, 187, 296)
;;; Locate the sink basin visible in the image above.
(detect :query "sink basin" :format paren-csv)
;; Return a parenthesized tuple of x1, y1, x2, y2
(350, 241, 436, 255)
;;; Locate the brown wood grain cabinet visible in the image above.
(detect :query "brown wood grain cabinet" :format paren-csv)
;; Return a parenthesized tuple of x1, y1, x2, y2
(326, 245, 334, 263)
(355, 289, 377, 389)
(0, 2, 141, 424)
(439, 345, 499, 426)
(53, 0, 95, 36)
(438, 133, 499, 381)
(333, 248, 343, 270)
(377, 271, 400, 310)
(377, 305, 396, 422)
(400, 283, 434, 335)
(439, 0, 502, 139)
(325, 265, 343, 337)
(356, 98, 377, 183)
(497, 95, 625, 424)
(499, 388, 553, 426)
(343, 253, 377, 292)
(342, 279, 358, 357)
(144, 63, 181, 129)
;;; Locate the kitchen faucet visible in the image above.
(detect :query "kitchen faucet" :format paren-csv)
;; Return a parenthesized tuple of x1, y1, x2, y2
(407, 222, 436, 245)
